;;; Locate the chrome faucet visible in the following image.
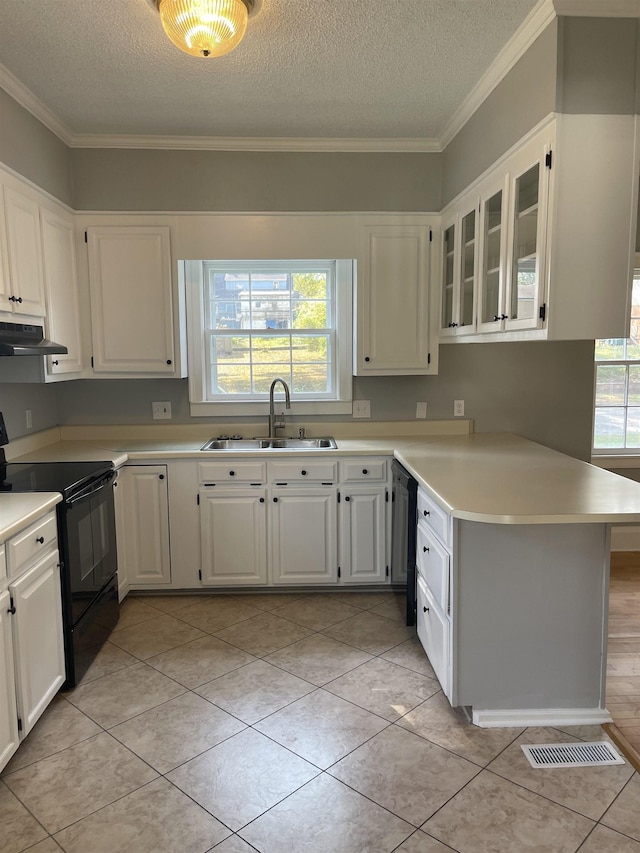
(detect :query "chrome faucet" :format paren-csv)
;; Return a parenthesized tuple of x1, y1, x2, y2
(268, 378, 291, 437)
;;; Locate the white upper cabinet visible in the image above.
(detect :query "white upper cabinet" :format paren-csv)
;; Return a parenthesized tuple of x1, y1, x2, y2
(439, 115, 637, 343)
(2, 186, 46, 317)
(355, 218, 434, 374)
(40, 207, 83, 377)
(86, 225, 185, 376)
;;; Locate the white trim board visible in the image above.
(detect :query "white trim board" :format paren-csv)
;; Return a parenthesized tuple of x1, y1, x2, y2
(472, 707, 612, 728)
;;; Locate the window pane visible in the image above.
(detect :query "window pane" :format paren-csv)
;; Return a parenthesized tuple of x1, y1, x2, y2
(253, 365, 291, 394)
(292, 272, 328, 300)
(627, 319, 640, 360)
(215, 366, 251, 395)
(214, 335, 250, 364)
(292, 364, 330, 393)
(628, 365, 640, 405)
(251, 336, 290, 363)
(594, 338, 626, 361)
(626, 408, 640, 448)
(595, 364, 626, 406)
(293, 301, 327, 329)
(594, 407, 625, 449)
(292, 336, 328, 363)
(631, 277, 640, 319)
(250, 298, 290, 329)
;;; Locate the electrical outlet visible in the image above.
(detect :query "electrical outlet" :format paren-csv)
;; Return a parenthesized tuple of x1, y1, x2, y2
(25, 409, 32, 430)
(416, 401, 428, 419)
(352, 400, 371, 418)
(454, 399, 465, 417)
(152, 401, 172, 420)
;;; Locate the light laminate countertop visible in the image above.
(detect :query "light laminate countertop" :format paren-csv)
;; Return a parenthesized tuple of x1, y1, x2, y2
(0, 493, 62, 544)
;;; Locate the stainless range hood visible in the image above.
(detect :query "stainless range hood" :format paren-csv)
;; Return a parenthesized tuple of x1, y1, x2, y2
(0, 322, 68, 356)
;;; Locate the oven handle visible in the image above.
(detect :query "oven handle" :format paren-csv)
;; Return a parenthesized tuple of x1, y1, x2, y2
(65, 470, 115, 507)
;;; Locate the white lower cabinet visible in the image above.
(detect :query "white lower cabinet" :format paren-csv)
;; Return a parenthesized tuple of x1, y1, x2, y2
(0, 588, 19, 770)
(339, 486, 388, 584)
(416, 573, 450, 701)
(200, 489, 267, 586)
(10, 552, 65, 737)
(118, 465, 171, 586)
(270, 488, 338, 584)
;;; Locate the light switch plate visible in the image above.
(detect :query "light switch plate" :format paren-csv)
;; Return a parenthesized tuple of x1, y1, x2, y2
(416, 401, 428, 419)
(152, 401, 172, 420)
(353, 400, 371, 418)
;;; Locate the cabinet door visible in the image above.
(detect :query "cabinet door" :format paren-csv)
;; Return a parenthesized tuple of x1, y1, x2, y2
(4, 187, 46, 316)
(0, 193, 11, 313)
(87, 226, 176, 374)
(339, 487, 387, 584)
(40, 208, 83, 376)
(357, 222, 431, 374)
(270, 487, 338, 584)
(439, 217, 458, 337)
(0, 590, 19, 771)
(456, 204, 479, 336)
(119, 466, 171, 585)
(11, 553, 65, 737)
(504, 144, 550, 333)
(477, 178, 508, 334)
(416, 574, 451, 701)
(200, 489, 267, 586)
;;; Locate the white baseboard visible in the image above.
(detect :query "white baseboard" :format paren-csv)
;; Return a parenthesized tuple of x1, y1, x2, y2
(471, 707, 612, 728)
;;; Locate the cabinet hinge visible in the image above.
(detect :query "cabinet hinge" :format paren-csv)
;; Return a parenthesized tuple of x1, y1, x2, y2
(196, 494, 200, 505)
(337, 491, 341, 503)
(385, 490, 389, 502)
(8, 595, 16, 615)
(545, 150, 553, 169)
(386, 566, 389, 577)
(17, 717, 22, 733)
(337, 567, 341, 578)
(539, 302, 547, 322)
(90, 356, 94, 367)
(198, 569, 202, 581)
(427, 353, 431, 365)
(429, 229, 433, 242)
(84, 230, 88, 243)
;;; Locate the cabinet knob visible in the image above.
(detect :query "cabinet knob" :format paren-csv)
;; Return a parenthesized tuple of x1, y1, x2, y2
(423, 546, 429, 553)
(273, 497, 278, 502)
(423, 606, 429, 613)
(362, 469, 368, 475)
(51, 360, 59, 366)
(17, 297, 22, 303)
(345, 496, 350, 502)
(423, 510, 430, 517)
(36, 536, 44, 544)
(364, 356, 370, 362)
(259, 497, 265, 503)
(501, 314, 508, 320)
(166, 360, 172, 365)
(493, 315, 500, 322)
(229, 470, 235, 476)
(158, 474, 164, 480)
(8, 295, 15, 301)
(301, 470, 307, 476)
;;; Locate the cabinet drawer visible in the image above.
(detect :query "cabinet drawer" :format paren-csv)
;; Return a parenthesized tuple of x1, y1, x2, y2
(7, 511, 58, 578)
(416, 574, 450, 698)
(339, 458, 388, 483)
(417, 488, 450, 547)
(416, 524, 449, 613)
(268, 459, 337, 483)
(198, 461, 266, 484)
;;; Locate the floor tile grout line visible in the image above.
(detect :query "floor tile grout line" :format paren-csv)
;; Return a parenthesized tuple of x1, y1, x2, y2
(0, 777, 51, 848)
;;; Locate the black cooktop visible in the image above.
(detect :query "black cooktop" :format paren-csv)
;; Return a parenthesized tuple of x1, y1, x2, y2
(0, 461, 113, 499)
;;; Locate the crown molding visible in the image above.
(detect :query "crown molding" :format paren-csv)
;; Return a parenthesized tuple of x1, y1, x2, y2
(553, 0, 640, 15)
(438, 0, 556, 150)
(0, 64, 73, 145)
(67, 134, 440, 152)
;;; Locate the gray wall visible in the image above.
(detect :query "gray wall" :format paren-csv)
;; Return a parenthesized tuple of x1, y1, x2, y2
(72, 149, 442, 212)
(0, 382, 59, 441)
(53, 340, 596, 461)
(0, 90, 73, 206)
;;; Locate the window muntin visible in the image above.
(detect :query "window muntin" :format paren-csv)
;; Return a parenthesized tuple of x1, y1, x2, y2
(593, 267, 640, 451)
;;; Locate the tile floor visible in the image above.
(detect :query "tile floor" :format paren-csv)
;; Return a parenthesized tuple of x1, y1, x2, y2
(2, 591, 639, 853)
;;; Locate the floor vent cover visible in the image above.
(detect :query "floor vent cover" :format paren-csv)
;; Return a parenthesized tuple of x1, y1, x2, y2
(521, 742, 625, 769)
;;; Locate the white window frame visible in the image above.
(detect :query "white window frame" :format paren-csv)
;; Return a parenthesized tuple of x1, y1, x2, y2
(184, 259, 353, 416)
(592, 257, 640, 456)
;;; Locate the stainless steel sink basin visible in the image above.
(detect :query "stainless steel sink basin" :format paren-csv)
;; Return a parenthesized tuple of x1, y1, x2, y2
(268, 437, 337, 449)
(201, 439, 271, 451)
(201, 436, 337, 451)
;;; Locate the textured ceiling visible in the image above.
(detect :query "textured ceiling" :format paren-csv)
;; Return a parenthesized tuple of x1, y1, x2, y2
(0, 0, 539, 140)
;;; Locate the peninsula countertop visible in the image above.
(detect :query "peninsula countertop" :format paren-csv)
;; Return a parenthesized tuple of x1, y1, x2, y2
(0, 493, 62, 544)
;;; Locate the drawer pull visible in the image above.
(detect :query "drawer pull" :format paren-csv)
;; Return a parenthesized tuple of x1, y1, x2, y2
(362, 469, 368, 475)
(259, 497, 265, 503)
(345, 496, 350, 502)
(423, 546, 429, 553)
(301, 470, 307, 476)
(229, 470, 235, 476)
(36, 536, 45, 544)
(423, 606, 429, 613)
(273, 497, 278, 503)
(423, 510, 430, 517)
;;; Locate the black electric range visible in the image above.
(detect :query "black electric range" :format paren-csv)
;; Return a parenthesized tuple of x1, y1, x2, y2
(1, 459, 120, 687)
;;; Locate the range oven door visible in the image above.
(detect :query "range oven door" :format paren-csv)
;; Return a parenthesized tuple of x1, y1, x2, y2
(62, 471, 118, 625)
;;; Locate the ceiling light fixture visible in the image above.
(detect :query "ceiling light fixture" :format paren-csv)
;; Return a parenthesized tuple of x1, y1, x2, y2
(153, 0, 256, 58)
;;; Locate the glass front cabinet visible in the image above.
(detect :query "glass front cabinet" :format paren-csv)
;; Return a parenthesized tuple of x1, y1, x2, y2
(439, 126, 552, 341)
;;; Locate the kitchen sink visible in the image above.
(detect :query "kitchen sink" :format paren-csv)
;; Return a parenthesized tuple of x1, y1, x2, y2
(201, 437, 337, 451)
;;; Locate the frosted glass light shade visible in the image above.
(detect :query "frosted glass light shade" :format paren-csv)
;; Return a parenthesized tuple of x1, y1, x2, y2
(158, 0, 249, 58)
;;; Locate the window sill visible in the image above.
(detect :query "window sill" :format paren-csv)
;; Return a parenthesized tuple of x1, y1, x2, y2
(591, 454, 640, 468)
(190, 401, 354, 417)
